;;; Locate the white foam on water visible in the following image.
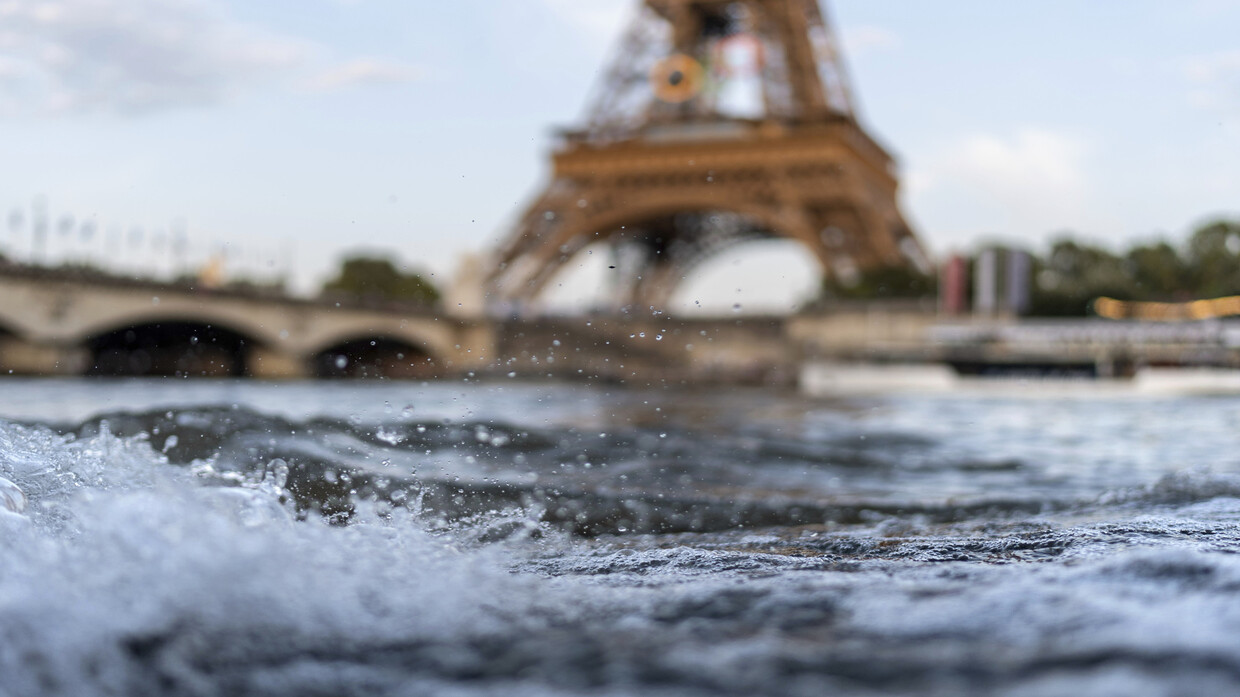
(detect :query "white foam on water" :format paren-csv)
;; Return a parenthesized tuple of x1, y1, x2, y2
(0, 420, 559, 695)
(3, 384, 1240, 695)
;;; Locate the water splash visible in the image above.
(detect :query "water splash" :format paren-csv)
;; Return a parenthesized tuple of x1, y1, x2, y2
(1, 387, 1240, 695)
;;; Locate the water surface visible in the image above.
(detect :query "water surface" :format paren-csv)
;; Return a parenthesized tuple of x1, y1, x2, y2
(2, 378, 1239, 696)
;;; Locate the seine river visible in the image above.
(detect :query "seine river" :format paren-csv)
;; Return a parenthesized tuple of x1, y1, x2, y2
(3, 378, 1240, 696)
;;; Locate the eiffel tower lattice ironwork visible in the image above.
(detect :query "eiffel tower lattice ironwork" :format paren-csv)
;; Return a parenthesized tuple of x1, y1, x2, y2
(486, 0, 930, 312)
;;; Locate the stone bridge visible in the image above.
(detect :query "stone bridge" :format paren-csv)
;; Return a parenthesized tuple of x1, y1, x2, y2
(0, 268, 495, 378)
(9, 265, 1235, 384)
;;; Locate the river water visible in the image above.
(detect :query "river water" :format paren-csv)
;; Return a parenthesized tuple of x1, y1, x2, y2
(2, 377, 1240, 696)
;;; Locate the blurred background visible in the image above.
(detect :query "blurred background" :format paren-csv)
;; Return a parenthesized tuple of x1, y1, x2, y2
(0, 0, 1235, 314)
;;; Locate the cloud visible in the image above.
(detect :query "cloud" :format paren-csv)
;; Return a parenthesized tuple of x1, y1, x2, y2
(1180, 49, 1240, 111)
(910, 129, 1095, 246)
(0, 0, 307, 115)
(950, 129, 1087, 195)
(1182, 49, 1240, 83)
(303, 58, 422, 92)
(533, 0, 630, 44)
(841, 25, 901, 57)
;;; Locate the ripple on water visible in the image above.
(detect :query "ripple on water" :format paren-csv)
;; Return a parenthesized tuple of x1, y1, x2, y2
(1, 387, 1240, 695)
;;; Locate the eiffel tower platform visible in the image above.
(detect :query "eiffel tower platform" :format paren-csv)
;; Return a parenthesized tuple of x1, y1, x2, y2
(487, 0, 930, 313)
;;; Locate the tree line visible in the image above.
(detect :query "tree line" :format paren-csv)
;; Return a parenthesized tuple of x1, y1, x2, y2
(321, 256, 440, 306)
(824, 218, 1240, 317)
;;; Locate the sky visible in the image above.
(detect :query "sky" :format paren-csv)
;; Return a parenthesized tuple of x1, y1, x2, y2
(0, 0, 1238, 313)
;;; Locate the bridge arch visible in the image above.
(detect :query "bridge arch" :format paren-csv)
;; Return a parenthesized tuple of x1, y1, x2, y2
(668, 237, 822, 314)
(69, 304, 288, 349)
(0, 320, 42, 377)
(85, 320, 262, 377)
(0, 300, 56, 342)
(519, 196, 841, 309)
(577, 197, 818, 246)
(309, 334, 440, 379)
(297, 317, 460, 368)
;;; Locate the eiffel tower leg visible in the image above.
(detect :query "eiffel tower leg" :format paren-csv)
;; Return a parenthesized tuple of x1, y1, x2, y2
(632, 261, 681, 311)
(491, 184, 593, 303)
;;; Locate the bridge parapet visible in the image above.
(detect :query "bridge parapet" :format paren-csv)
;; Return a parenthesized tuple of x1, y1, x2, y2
(0, 268, 495, 378)
(498, 314, 796, 386)
(8, 263, 1240, 382)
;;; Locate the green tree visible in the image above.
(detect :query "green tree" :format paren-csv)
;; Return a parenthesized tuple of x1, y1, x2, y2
(822, 264, 936, 300)
(1022, 219, 1240, 316)
(1126, 241, 1188, 301)
(1029, 239, 1135, 316)
(1185, 219, 1240, 298)
(322, 256, 440, 305)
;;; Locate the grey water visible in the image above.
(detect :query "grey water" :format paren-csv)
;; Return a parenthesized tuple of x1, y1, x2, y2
(3, 378, 1240, 696)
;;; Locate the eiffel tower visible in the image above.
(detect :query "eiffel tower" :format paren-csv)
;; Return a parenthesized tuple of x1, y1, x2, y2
(487, 0, 929, 312)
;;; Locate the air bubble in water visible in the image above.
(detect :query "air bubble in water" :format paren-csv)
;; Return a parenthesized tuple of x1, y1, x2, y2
(376, 427, 405, 445)
(0, 477, 26, 514)
(264, 458, 289, 489)
(335, 356, 348, 369)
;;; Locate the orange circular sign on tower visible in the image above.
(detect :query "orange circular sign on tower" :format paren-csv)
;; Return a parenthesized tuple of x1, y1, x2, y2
(650, 54, 705, 103)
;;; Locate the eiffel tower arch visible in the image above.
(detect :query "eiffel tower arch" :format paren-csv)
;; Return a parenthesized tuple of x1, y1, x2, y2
(487, 0, 930, 312)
